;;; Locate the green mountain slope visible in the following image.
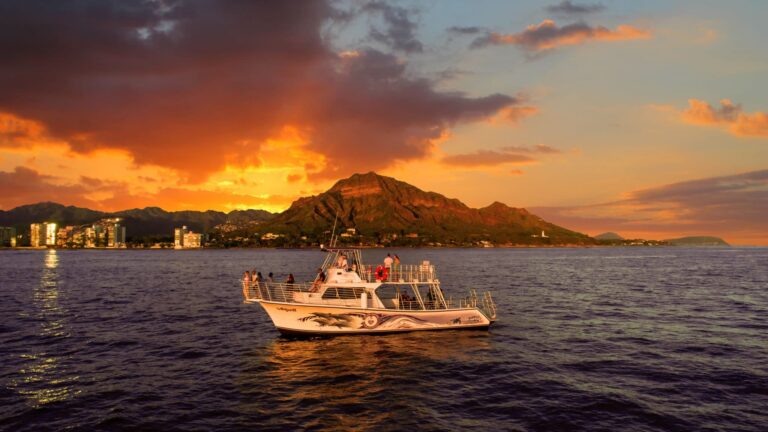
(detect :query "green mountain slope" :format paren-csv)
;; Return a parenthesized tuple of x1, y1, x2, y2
(260, 172, 594, 245)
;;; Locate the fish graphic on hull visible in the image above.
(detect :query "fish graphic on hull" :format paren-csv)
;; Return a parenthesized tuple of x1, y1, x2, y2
(299, 312, 441, 330)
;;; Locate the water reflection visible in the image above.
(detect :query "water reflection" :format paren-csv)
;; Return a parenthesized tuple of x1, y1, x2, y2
(13, 250, 80, 407)
(239, 331, 492, 429)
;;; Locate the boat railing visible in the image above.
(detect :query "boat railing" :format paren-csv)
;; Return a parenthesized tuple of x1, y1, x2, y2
(242, 281, 315, 303)
(242, 279, 496, 319)
(360, 264, 437, 283)
(477, 289, 497, 320)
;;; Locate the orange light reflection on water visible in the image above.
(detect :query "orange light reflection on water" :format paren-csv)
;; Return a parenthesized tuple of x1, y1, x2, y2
(11, 250, 81, 407)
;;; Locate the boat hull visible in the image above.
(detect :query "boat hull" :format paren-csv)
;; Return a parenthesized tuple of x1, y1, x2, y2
(256, 301, 493, 336)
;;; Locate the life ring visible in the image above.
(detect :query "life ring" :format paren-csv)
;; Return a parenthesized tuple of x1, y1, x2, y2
(375, 265, 389, 281)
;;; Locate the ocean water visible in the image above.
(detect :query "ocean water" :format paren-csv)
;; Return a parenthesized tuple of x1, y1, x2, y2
(1, 247, 767, 431)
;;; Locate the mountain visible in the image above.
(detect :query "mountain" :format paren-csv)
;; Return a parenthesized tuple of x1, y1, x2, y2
(0, 202, 106, 227)
(259, 172, 594, 245)
(0, 202, 274, 241)
(1, 172, 594, 246)
(595, 232, 624, 240)
(113, 207, 231, 238)
(226, 209, 274, 225)
(664, 236, 730, 246)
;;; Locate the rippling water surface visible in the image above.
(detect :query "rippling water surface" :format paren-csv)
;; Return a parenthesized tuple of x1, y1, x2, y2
(1, 247, 767, 431)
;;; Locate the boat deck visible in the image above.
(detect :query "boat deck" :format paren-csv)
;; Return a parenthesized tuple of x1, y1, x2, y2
(243, 281, 495, 316)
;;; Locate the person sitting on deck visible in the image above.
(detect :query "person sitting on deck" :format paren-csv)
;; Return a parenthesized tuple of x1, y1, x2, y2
(400, 292, 413, 309)
(426, 288, 435, 309)
(311, 268, 325, 292)
(286, 273, 295, 284)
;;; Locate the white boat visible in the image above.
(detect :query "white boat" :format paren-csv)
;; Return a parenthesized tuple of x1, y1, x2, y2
(243, 248, 497, 336)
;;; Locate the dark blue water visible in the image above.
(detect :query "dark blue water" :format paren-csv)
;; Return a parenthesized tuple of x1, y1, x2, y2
(1, 248, 767, 431)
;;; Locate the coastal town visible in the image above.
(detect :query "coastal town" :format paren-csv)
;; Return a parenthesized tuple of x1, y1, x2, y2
(0, 217, 710, 249)
(0, 219, 206, 249)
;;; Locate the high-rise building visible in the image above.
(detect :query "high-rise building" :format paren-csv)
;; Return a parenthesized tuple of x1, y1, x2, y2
(0, 227, 16, 247)
(174, 226, 203, 248)
(184, 232, 203, 248)
(174, 226, 188, 249)
(56, 226, 76, 247)
(45, 222, 57, 246)
(30, 223, 45, 247)
(85, 224, 104, 248)
(31, 222, 57, 247)
(106, 219, 126, 248)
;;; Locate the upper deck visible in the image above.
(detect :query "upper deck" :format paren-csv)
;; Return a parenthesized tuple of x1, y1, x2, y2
(320, 248, 438, 284)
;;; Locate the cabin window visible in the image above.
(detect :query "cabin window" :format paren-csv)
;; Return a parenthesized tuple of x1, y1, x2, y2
(321, 287, 365, 300)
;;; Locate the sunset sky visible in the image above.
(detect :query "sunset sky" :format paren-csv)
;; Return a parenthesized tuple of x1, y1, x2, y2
(1, 0, 766, 244)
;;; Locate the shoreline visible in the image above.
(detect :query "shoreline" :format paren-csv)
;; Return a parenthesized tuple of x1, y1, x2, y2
(0, 244, 744, 251)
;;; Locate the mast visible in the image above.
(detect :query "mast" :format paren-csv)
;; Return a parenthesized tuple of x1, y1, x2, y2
(329, 210, 339, 248)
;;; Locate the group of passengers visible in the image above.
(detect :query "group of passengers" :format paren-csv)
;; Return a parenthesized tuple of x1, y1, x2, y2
(397, 288, 437, 310)
(335, 254, 358, 273)
(242, 251, 405, 300)
(242, 270, 295, 287)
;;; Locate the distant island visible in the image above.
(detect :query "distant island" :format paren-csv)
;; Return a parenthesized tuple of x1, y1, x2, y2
(0, 172, 729, 249)
(594, 232, 730, 247)
(595, 232, 624, 241)
(664, 236, 730, 246)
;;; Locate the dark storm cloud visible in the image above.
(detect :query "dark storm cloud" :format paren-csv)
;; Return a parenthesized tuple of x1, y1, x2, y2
(362, 1, 423, 53)
(545, 1, 605, 15)
(0, 0, 520, 182)
(308, 49, 519, 179)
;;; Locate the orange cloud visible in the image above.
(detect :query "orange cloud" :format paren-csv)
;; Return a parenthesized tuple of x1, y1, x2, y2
(489, 105, 539, 124)
(731, 112, 768, 137)
(472, 20, 651, 51)
(441, 145, 560, 168)
(442, 151, 535, 167)
(0, 165, 293, 212)
(0, 112, 51, 149)
(681, 99, 768, 137)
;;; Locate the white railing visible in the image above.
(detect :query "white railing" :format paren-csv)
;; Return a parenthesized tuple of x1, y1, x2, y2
(359, 264, 437, 283)
(242, 279, 496, 319)
(243, 281, 315, 303)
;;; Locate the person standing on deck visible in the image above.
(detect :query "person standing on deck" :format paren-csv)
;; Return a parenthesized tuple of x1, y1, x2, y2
(242, 271, 251, 301)
(340, 254, 348, 271)
(384, 253, 393, 270)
